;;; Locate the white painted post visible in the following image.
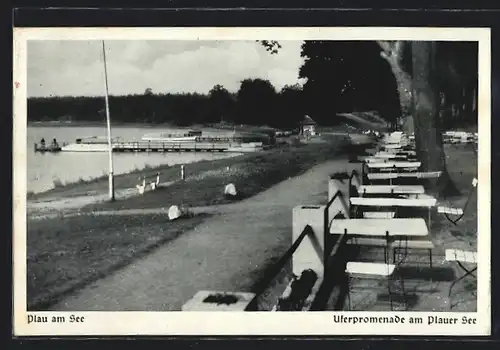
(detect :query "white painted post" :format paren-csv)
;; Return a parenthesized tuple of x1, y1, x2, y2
(181, 165, 185, 180)
(102, 40, 115, 202)
(292, 205, 326, 279)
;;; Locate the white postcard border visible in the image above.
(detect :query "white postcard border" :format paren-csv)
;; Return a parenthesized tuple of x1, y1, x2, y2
(13, 26, 492, 336)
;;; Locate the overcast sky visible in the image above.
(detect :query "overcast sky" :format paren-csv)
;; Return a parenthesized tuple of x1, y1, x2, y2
(27, 40, 305, 98)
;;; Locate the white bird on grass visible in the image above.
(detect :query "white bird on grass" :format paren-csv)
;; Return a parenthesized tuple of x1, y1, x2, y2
(136, 177, 146, 195)
(150, 172, 160, 191)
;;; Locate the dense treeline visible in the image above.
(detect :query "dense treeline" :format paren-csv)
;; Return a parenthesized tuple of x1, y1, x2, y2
(28, 81, 307, 129)
(28, 41, 477, 130)
(29, 92, 213, 126)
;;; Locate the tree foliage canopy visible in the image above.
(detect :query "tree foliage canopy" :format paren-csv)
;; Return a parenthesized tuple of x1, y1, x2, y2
(29, 40, 477, 132)
(298, 41, 401, 126)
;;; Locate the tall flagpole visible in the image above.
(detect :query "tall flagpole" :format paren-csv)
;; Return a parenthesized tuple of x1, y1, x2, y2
(102, 40, 115, 201)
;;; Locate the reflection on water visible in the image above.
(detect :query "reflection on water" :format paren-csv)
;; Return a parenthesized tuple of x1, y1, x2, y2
(27, 126, 240, 194)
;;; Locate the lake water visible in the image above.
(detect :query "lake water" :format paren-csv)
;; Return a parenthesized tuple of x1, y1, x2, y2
(27, 125, 241, 194)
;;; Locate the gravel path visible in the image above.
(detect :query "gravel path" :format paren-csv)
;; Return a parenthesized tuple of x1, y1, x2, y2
(50, 157, 358, 311)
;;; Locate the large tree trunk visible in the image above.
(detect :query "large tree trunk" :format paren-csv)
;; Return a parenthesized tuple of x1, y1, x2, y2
(378, 40, 459, 197)
(377, 41, 414, 134)
(411, 41, 459, 197)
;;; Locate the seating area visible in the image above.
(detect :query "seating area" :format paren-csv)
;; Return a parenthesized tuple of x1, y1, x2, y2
(442, 131, 478, 144)
(329, 132, 478, 310)
(321, 130, 478, 311)
(182, 130, 478, 312)
(268, 129, 479, 312)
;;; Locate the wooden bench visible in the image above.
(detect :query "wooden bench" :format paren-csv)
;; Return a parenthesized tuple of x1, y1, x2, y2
(378, 167, 419, 172)
(445, 249, 477, 264)
(371, 153, 407, 159)
(345, 260, 398, 310)
(365, 155, 410, 163)
(346, 261, 395, 279)
(358, 185, 425, 195)
(377, 149, 417, 156)
(391, 239, 435, 268)
(438, 207, 464, 215)
(405, 193, 437, 200)
(366, 161, 421, 169)
(345, 223, 434, 268)
(362, 211, 395, 219)
(381, 144, 404, 150)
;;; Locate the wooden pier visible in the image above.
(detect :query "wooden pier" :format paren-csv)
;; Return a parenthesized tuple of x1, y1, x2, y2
(113, 141, 232, 153)
(34, 141, 265, 153)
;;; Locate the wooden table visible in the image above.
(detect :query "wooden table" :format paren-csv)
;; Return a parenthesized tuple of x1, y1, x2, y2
(363, 161, 421, 181)
(381, 144, 404, 150)
(377, 150, 416, 156)
(370, 153, 409, 159)
(377, 149, 417, 156)
(331, 217, 430, 272)
(366, 161, 421, 169)
(381, 141, 409, 146)
(330, 218, 428, 237)
(350, 196, 436, 207)
(367, 171, 442, 185)
(365, 156, 409, 163)
(358, 185, 425, 195)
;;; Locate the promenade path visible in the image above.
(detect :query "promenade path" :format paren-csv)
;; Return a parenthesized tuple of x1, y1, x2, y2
(50, 157, 357, 311)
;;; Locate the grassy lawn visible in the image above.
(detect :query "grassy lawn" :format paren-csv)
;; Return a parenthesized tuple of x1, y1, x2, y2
(27, 137, 348, 310)
(27, 213, 209, 310)
(26, 136, 478, 312)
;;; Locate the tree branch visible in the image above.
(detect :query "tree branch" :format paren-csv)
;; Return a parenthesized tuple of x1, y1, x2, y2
(377, 40, 405, 65)
(377, 40, 394, 63)
(377, 40, 392, 55)
(258, 40, 282, 55)
(394, 41, 404, 58)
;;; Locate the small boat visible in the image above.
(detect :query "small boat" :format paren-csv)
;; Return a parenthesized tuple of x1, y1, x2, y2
(34, 144, 62, 153)
(141, 130, 203, 142)
(61, 136, 120, 152)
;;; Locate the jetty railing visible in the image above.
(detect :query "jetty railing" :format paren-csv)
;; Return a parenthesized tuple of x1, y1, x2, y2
(34, 138, 268, 153)
(112, 141, 234, 151)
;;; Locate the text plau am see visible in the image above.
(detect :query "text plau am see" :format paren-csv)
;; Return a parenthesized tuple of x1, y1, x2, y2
(27, 314, 85, 324)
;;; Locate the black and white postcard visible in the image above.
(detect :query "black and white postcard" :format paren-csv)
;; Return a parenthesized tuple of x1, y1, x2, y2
(13, 27, 491, 336)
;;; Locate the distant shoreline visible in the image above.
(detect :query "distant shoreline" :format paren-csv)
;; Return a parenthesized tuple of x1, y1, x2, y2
(27, 121, 184, 128)
(27, 121, 279, 132)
